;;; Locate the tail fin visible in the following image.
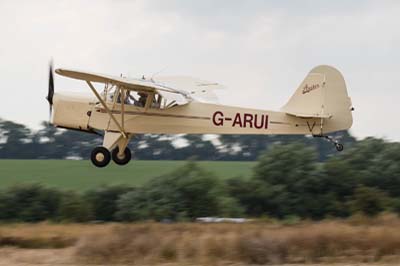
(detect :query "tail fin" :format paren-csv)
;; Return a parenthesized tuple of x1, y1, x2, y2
(281, 65, 353, 133)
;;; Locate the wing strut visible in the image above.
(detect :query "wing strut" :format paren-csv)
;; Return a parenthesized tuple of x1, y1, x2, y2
(86, 81, 127, 138)
(120, 87, 125, 131)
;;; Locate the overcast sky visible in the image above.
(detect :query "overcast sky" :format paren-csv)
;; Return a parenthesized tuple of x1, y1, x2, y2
(0, 0, 399, 140)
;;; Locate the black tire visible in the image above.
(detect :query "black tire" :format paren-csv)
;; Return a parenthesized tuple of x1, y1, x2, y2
(335, 143, 344, 152)
(112, 147, 131, 165)
(91, 147, 111, 167)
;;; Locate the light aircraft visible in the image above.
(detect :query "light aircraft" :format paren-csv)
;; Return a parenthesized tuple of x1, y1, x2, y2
(46, 64, 354, 167)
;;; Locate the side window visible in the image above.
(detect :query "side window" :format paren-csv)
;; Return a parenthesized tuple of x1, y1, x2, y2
(151, 94, 162, 109)
(132, 92, 148, 107)
(162, 98, 177, 109)
(110, 90, 147, 108)
(150, 93, 176, 109)
(108, 90, 177, 109)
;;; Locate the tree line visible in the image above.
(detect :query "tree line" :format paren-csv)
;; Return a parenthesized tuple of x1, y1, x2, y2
(0, 137, 399, 222)
(0, 119, 355, 161)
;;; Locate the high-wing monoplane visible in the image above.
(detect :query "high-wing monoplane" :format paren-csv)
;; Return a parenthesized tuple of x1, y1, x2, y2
(47, 65, 353, 167)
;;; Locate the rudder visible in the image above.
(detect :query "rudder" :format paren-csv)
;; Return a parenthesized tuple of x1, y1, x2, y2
(281, 65, 353, 133)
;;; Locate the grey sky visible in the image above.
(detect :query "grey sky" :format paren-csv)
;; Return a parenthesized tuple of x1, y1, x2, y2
(0, 0, 399, 140)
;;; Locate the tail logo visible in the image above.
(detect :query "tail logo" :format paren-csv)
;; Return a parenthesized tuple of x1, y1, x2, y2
(302, 84, 320, 94)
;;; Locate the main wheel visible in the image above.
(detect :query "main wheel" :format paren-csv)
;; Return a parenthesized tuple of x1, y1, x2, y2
(91, 147, 111, 167)
(112, 147, 132, 165)
(335, 143, 344, 152)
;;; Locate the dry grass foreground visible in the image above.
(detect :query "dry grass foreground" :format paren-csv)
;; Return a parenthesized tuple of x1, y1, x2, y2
(1, 215, 400, 265)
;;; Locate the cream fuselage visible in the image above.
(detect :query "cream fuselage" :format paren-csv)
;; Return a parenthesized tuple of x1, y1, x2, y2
(52, 93, 349, 137)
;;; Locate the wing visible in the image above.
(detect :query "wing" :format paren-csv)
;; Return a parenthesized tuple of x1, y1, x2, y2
(153, 76, 224, 103)
(55, 69, 191, 105)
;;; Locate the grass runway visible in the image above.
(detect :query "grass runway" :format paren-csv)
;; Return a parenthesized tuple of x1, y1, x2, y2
(0, 160, 255, 191)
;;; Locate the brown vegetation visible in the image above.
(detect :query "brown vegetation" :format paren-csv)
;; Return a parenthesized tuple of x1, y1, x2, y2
(74, 214, 400, 264)
(1, 215, 400, 265)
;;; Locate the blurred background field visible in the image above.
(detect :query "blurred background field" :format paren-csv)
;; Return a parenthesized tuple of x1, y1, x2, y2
(0, 138, 399, 223)
(0, 160, 254, 191)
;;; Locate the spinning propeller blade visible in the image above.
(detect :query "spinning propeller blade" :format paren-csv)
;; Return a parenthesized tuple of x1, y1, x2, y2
(46, 60, 54, 120)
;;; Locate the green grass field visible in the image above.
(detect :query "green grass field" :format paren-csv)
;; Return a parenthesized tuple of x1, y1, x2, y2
(0, 160, 255, 191)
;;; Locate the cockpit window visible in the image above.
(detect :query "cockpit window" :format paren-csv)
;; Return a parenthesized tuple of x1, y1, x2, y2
(113, 90, 148, 108)
(102, 89, 177, 109)
(129, 91, 148, 107)
(151, 93, 177, 109)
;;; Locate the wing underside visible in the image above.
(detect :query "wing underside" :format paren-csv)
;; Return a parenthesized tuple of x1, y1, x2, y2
(153, 76, 224, 103)
(55, 69, 223, 105)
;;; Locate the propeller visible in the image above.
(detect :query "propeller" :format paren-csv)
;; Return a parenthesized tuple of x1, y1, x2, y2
(46, 60, 54, 120)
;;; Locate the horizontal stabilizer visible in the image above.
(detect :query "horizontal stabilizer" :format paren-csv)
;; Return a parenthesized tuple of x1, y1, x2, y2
(285, 112, 332, 119)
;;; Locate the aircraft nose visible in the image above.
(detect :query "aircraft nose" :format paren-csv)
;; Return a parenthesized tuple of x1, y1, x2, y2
(51, 93, 93, 131)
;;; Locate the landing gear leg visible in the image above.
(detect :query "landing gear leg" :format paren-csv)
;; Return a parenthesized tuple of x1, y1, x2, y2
(308, 117, 344, 152)
(102, 131, 133, 166)
(314, 135, 344, 152)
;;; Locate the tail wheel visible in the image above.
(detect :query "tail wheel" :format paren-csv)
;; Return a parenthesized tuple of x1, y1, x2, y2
(335, 143, 344, 152)
(91, 147, 111, 167)
(112, 147, 131, 165)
